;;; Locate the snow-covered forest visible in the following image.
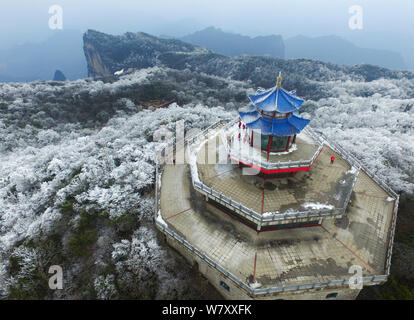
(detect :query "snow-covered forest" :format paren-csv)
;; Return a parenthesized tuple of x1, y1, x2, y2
(0, 65, 413, 299)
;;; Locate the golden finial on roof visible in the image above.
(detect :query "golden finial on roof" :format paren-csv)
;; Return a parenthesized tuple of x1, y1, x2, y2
(276, 72, 283, 88)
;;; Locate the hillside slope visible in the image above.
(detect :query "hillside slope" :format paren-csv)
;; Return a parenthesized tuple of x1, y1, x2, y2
(84, 30, 414, 97)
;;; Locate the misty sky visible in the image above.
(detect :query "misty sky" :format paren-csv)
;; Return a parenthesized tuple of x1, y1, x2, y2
(1, 0, 413, 62)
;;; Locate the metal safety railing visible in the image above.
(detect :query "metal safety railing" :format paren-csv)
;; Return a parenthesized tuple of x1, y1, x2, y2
(385, 196, 399, 275)
(193, 180, 344, 223)
(310, 128, 399, 277)
(155, 118, 398, 293)
(186, 122, 359, 224)
(155, 217, 388, 296)
(314, 129, 398, 199)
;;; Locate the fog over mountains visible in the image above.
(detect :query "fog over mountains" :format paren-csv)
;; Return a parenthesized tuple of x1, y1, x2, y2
(180, 27, 285, 58)
(0, 27, 409, 83)
(0, 28, 414, 299)
(0, 30, 87, 82)
(179, 27, 406, 70)
(285, 35, 406, 70)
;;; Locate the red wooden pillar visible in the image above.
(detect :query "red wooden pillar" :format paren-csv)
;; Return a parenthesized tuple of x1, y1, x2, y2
(251, 131, 254, 147)
(285, 136, 291, 152)
(267, 135, 272, 161)
(292, 134, 297, 144)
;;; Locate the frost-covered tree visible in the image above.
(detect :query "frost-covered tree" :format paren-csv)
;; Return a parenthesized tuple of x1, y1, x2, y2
(0, 64, 413, 299)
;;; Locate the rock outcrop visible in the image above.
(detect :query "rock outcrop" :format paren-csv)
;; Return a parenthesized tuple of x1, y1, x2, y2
(83, 29, 210, 79)
(53, 70, 67, 81)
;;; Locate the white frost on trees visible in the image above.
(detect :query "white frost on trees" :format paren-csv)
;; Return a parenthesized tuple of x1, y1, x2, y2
(0, 65, 413, 298)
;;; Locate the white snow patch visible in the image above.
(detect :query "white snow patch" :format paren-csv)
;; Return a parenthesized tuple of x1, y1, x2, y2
(188, 128, 222, 183)
(346, 166, 359, 175)
(302, 202, 334, 210)
(156, 210, 168, 228)
(262, 211, 279, 218)
(188, 140, 206, 183)
(297, 130, 317, 145)
(269, 143, 297, 155)
(262, 208, 298, 217)
(114, 69, 124, 76)
(157, 169, 162, 189)
(249, 281, 262, 289)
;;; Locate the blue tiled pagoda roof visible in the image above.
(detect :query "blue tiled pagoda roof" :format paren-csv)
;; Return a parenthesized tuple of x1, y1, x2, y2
(248, 87, 304, 113)
(239, 108, 310, 136)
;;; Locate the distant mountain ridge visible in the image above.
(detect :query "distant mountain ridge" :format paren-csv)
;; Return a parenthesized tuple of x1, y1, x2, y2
(0, 27, 408, 83)
(285, 35, 406, 70)
(83, 29, 414, 96)
(180, 27, 285, 58)
(177, 28, 406, 71)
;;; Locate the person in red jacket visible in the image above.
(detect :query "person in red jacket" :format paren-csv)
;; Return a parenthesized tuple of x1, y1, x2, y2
(238, 121, 241, 128)
(330, 156, 336, 164)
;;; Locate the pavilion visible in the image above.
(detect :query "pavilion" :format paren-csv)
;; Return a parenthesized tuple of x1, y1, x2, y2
(155, 73, 399, 300)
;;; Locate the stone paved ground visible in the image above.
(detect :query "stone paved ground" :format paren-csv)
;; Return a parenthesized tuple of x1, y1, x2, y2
(197, 133, 353, 214)
(160, 162, 394, 289)
(159, 125, 395, 290)
(323, 171, 394, 274)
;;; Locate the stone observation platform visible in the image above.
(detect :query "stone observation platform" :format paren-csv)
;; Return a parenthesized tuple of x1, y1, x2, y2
(196, 123, 358, 229)
(155, 121, 398, 299)
(155, 75, 398, 299)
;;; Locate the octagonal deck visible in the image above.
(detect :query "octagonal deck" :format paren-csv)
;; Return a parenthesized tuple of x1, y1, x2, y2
(159, 158, 395, 290)
(197, 131, 356, 216)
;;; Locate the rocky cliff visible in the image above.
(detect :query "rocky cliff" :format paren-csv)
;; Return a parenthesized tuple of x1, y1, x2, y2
(83, 29, 210, 78)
